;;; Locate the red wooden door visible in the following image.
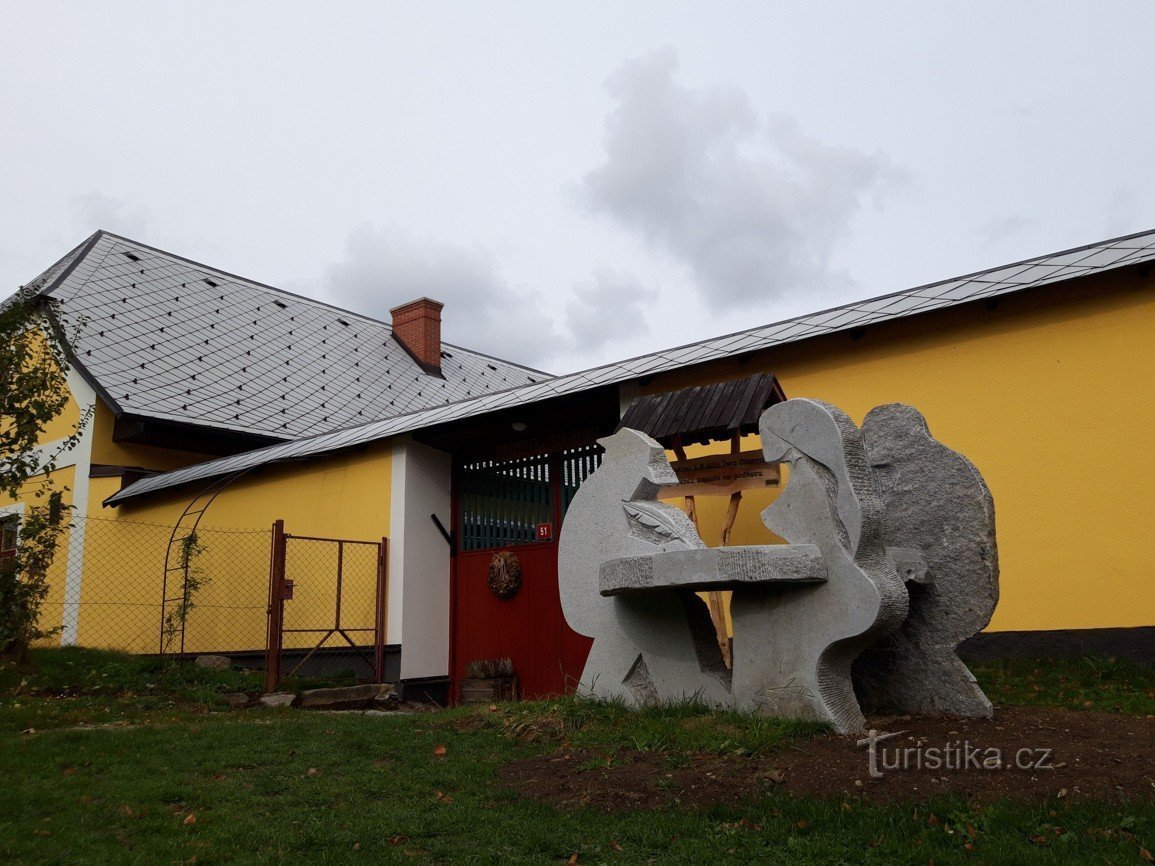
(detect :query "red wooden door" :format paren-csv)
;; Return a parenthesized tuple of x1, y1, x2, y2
(449, 448, 597, 701)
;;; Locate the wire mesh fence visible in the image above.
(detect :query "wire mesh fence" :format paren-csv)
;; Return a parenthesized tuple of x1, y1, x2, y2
(34, 515, 271, 656)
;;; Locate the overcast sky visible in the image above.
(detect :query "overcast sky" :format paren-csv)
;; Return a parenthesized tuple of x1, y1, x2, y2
(2, 2, 1153, 373)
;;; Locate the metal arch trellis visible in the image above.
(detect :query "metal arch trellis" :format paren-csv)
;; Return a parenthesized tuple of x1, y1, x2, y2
(158, 469, 251, 656)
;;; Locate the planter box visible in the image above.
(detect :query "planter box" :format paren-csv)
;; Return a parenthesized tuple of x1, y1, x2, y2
(460, 676, 518, 704)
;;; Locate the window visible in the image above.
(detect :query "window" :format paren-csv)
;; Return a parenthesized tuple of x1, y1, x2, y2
(0, 516, 17, 577)
(0, 516, 17, 558)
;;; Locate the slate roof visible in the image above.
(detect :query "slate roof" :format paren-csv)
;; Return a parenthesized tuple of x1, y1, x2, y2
(106, 226, 1155, 505)
(21, 231, 546, 440)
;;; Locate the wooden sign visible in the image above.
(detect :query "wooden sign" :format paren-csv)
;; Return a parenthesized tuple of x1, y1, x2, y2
(657, 449, 780, 499)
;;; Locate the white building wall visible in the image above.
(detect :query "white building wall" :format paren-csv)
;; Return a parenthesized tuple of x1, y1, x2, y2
(388, 436, 453, 681)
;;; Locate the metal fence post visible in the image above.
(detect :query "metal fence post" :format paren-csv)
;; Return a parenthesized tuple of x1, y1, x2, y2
(374, 537, 389, 684)
(265, 519, 287, 693)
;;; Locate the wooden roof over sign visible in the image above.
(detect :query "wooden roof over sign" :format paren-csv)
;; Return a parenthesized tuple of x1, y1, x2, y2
(615, 372, 786, 447)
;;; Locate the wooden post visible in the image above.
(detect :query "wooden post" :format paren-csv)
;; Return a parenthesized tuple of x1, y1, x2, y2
(374, 537, 389, 685)
(673, 436, 731, 669)
(264, 519, 287, 694)
(719, 434, 744, 547)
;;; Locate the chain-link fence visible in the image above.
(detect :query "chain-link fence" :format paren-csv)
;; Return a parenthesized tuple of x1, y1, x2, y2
(35, 515, 270, 656)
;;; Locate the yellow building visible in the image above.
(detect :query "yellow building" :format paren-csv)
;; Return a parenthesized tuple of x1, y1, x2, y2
(5, 228, 1154, 699)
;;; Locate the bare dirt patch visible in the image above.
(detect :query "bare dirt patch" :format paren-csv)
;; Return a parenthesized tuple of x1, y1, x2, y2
(499, 706, 1155, 811)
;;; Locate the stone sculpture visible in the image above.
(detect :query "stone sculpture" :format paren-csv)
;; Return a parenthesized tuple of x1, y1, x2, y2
(730, 399, 907, 733)
(557, 428, 732, 706)
(557, 398, 999, 734)
(852, 403, 999, 717)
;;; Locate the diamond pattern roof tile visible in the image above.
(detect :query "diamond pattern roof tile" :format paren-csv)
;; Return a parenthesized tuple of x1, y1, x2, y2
(25, 232, 546, 442)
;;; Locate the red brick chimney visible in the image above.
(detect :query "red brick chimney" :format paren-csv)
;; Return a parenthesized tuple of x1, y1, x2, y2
(390, 297, 445, 375)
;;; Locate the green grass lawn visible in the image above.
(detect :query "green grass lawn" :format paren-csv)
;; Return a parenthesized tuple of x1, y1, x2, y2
(1, 648, 1152, 864)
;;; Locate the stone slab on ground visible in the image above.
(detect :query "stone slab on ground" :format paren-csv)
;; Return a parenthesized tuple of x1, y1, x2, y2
(222, 692, 249, 708)
(194, 655, 231, 671)
(298, 684, 395, 710)
(259, 693, 296, 708)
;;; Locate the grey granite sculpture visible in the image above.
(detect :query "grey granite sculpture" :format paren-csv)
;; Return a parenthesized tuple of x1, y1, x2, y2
(852, 403, 999, 717)
(729, 399, 908, 733)
(558, 428, 733, 706)
(557, 398, 998, 733)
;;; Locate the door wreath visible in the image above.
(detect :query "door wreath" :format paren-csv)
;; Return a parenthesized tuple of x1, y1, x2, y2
(488, 551, 522, 600)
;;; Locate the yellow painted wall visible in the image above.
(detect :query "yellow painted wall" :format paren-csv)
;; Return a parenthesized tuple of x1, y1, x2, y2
(88, 402, 218, 471)
(76, 443, 393, 653)
(0, 332, 86, 647)
(8, 327, 85, 445)
(0, 466, 77, 646)
(647, 267, 1155, 633)
(40, 380, 84, 444)
(7, 344, 397, 655)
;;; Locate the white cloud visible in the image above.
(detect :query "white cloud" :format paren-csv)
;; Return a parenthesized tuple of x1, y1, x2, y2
(1104, 187, 1139, 238)
(321, 223, 563, 368)
(578, 46, 904, 309)
(71, 192, 152, 241)
(979, 214, 1039, 248)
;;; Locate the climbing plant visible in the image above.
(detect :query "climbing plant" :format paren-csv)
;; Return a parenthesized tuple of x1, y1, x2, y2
(0, 286, 90, 661)
(161, 531, 210, 654)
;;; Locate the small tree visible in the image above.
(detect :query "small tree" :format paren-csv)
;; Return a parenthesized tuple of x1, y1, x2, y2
(0, 285, 90, 661)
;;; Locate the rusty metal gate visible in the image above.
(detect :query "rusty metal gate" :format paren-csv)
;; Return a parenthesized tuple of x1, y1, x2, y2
(265, 520, 388, 692)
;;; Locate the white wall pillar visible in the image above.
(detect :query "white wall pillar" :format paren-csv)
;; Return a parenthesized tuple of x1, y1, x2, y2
(60, 367, 97, 645)
(388, 436, 453, 680)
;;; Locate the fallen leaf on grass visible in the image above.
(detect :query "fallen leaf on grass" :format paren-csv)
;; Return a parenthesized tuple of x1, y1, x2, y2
(388, 834, 410, 846)
(435, 790, 453, 804)
(567, 854, 579, 864)
(610, 841, 623, 851)
(433, 744, 447, 757)
(1140, 848, 1154, 863)
(306, 767, 320, 777)
(34, 829, 51, 837)
(183, 813, 197, 826)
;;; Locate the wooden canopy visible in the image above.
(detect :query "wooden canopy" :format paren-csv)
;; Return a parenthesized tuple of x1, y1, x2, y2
(616, 373, 785, 447)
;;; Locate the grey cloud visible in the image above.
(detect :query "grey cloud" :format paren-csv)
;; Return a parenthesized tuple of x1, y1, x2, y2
(579, 46, 904, 308)
(565, 268, 658, 350)
(321, 223, 563, 368)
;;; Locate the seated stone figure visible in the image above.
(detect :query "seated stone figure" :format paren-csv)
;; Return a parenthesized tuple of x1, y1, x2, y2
(730, 398, 908, 733)
(852, 403, 1000, 717)
(558, 398, 998, 733)
(558, 428, 732, 706)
